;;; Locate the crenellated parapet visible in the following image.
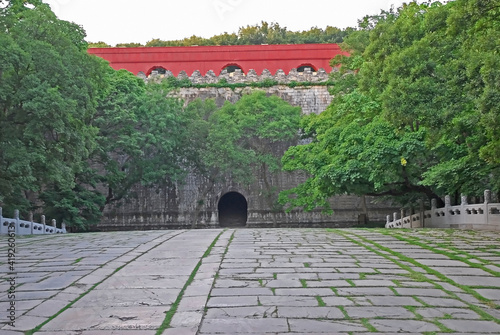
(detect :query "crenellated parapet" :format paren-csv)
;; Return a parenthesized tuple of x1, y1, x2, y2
(140, 67, 333, 85)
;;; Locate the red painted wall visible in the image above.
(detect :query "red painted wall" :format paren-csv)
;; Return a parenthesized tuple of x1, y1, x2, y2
(87, 44, 348, 76)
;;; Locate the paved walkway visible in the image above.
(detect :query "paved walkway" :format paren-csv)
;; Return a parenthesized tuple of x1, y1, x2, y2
(1, 228, 500, 334)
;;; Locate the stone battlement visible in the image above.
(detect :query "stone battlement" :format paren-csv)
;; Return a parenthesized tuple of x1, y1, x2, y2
(140, 67, 333, 85)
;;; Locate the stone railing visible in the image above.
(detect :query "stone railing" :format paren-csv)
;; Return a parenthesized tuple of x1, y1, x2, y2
(386, 190, 500, 231)
(0, 208, 66, 235)
(141, 67, 332, 85)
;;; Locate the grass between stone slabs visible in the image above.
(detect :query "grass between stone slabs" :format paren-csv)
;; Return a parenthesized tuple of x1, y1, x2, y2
(26, 231, 188, 335)
(25, 263, 128, 335)
(432, 320, 454, 333)
(377, 230, 500, 308)
(338, 306, 351, 320)
(300, 278, 308, 288)
(382, 230, 500, 276)
(328, 229, 500, 324)
(156, 230, 227, 335)
(315, 295, 326, 307)
(404, 305, 424, 320)
(361, 318, 378, 332)
(388, 286, 401, 296)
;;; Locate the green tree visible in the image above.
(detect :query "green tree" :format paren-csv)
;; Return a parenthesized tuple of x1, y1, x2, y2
(207, 91, 301, 226)
(138, 21, 352, 47)
(281, 0, 500, 213)
(88, 41, 111, 48)
(93, 73, 189, 209)
(115, 42, 143, 48)
(0, 0, 108, 222)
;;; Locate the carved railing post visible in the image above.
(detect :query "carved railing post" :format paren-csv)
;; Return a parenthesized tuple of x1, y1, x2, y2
(484, 190, 491, 204)
(41, 215, 46, 234)
(485, 190, 491, 225)
(29, 211, 34, 235)
(14, 209, 19, 235)
(445, 195, 451, 207)
(460, 194, 468, 225)
(419, 199, 425, 228)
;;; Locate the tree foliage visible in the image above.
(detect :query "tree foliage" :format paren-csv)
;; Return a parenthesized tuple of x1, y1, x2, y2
(0, 1, 303, 231)
(0, 0, 108, 221)
(281, 0, 500, 212)
(0, 2, 191, 229)
(208, 91, 301, 181)
(179, 91, 301, 227)
(93, 21, 353, 48)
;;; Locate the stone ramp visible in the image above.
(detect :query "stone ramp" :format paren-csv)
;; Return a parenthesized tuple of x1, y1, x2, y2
(1, 229, 500, 334)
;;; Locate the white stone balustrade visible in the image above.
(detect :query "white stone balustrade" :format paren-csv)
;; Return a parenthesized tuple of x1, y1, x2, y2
(386, 190, 500, 231)
(0, 207, 66, 235)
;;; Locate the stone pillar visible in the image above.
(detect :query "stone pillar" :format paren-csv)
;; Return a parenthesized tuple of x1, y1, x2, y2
(386, 215, 391, 225)
(14, 209, 19, 235)
(419, 199, 425, 228)
(445, 195, 451, 207)
(29, 211, 33, 235)
(484, 189, 491, 225)
(484, 190, 491, 204)
(41, 215, 46, 234)
(52, 219, 57, 231)
(461, 194, 468, 205)
(460, 194, 468, 225)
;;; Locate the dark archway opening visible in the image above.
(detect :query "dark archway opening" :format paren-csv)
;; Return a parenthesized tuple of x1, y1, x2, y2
(147, 66, 167, 76)
(222, 64, 244, 74)
(218, 192, 248, 227)
(297, 65, 316, 72)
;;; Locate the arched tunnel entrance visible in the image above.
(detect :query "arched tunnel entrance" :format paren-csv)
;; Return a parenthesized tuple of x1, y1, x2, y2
(218, 192, 248, 227)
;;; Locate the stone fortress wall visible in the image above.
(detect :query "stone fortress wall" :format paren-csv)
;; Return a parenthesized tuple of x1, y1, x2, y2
(98, 67, 397, 231)
(145, 67, 334, 114)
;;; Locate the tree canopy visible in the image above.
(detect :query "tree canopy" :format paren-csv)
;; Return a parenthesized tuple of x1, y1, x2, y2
(281, 0, 500, 211)
(0, 1, 195, 228)
(0, 0, 108, 219)
(88, 21, 353, 48)
(0, 1, 303, 229)
(181, 91, 301, 227)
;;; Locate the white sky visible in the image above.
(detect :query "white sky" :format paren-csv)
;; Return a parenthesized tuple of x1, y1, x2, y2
(43, 0, 412, 45)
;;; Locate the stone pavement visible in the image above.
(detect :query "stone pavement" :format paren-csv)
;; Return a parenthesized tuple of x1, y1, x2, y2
(1, 228, 499, 334)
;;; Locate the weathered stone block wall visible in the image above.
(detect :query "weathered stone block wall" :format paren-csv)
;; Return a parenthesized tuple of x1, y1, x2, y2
(98, 69, 397, 230)
(99, 169, 396, 231)
(173, 85, 332, 115)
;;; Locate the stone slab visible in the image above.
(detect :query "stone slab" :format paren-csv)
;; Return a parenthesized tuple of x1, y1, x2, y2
(3, 229, 500, 335)
(440, 319, 500, 333)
